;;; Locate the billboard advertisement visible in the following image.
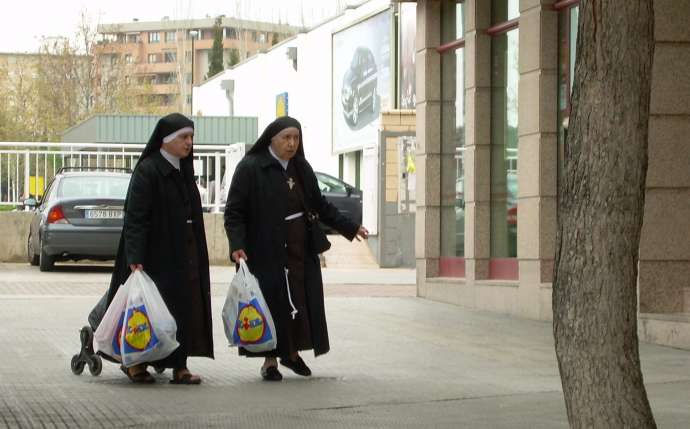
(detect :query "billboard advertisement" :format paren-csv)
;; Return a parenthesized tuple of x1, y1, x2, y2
(399, 3, 417, 109)
(332, 10, 392, 154)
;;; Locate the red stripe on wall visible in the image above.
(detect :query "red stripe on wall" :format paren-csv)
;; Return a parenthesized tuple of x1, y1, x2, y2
(489, 259, 519, 280)
(439, 257, 465, 277)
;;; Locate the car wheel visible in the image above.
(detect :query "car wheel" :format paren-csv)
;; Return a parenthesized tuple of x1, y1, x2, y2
(27, 235, 39, 266)
(39, 239, 54, 272)
(352, 93, 359, 125)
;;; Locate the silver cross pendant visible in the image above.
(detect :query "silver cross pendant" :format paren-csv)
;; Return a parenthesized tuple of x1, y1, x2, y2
(287, 177, 295, 190)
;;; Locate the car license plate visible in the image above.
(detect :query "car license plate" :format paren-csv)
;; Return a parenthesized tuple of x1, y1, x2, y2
(85, 209, 123, 219)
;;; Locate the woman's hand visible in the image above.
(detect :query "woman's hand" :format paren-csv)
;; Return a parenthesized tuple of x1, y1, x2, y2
(129, 264, 143, 272)
(355, 226, 369, 241)
(232, 249, 248, 263)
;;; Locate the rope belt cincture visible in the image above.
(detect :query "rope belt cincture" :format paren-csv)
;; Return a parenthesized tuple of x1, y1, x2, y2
(284, 268, 298, 319)
(284, 211, 303, 221)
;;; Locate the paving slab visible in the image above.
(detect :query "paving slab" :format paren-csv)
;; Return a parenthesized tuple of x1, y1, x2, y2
(0, 263, 688, 428)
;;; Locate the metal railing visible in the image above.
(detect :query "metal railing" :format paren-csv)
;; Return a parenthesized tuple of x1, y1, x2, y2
(0, 142, 236, 212)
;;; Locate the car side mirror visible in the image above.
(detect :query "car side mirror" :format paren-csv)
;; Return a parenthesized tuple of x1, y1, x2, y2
(345, 186, 353, 197)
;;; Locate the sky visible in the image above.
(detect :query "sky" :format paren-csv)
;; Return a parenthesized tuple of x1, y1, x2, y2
(0, 0, 360, 53)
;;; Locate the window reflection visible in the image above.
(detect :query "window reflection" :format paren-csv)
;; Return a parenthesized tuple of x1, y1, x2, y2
(493, 0, 520, 23)
(557, 6, 579, 201)
(440, 1, 465, 258)
(490, 28, 519, 258)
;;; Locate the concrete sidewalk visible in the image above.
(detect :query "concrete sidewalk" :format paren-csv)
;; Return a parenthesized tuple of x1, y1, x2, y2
(0, 263, 688, 428)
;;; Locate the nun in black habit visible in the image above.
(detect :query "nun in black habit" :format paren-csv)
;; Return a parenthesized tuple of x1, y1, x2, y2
(224, 116, 369, 381)
(106, 113, 214, 384)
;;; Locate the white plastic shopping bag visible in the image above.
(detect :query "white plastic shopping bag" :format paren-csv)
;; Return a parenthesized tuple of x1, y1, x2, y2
(93, 280, 130, 361)
(222, 259, 277, 353)
(119, 270, 179, 367)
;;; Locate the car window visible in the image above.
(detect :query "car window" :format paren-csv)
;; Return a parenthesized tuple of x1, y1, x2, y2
(57, 176, 130, 199)
(41, 179, 57, 205)
(316, 173, 348, 194)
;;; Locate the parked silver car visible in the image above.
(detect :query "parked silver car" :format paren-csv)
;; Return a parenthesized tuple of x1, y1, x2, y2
(26, 167, 131, 271)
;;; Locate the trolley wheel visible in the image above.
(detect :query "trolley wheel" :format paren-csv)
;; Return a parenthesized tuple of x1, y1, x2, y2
(71, 354, 85, 375)
(80, 326, 94, 347)
(88, 355, 103, 376)
(153, 366, 165, 374)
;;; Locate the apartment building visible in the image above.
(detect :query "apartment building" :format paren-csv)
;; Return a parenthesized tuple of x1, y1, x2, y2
(95, 16, 300, 112)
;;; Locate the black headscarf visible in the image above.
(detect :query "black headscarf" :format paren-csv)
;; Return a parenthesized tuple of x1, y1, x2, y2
(247, 116, 305, 159)
(136, 113, 196, 177)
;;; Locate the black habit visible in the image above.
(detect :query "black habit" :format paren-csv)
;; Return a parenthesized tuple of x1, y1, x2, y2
(224, 116, 359, 359)
(105, 113, 214, 368)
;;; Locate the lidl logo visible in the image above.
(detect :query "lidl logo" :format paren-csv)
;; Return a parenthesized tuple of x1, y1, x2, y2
(235, 304, 266, 344)
(123, 305, 159, 352)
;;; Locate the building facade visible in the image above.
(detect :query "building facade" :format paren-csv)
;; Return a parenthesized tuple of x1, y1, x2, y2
(193, 0, 420, 267)
(413, 0, 690, 349)
(95, 17, 299, 113)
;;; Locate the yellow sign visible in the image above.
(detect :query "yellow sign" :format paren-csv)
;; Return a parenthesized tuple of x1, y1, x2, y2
(276, 92, 289, 117)
(29, 176, 45, 197)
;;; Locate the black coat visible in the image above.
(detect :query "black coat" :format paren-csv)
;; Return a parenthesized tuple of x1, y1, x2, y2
(107, 151, 214, 360)
(224, 150, 359, 356)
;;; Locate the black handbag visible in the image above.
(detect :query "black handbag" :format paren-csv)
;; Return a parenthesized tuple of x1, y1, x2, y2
(289, 168, 331, 254)
(305, 211, 331, 254)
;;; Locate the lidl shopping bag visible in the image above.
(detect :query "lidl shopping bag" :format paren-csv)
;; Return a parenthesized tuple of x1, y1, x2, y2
(120, 270, 179, 367)
(93, 280, 130, 361)
(222, 259, 277, 353)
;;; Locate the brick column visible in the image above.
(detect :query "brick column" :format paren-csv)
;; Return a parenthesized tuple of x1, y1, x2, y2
(415, 0, 442, 286)
(464, 0, 493, 282)
(639, 0, 690, 316)
(516, 0, 558, 319)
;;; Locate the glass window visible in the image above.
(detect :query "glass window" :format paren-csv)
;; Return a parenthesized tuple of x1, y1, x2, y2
(440, 1, 465, 258)
(490, 25, 519, 258)
(316, 173, 348, 194)
(147, 53, 158, 64)
(148, 32, 160, 43)
(557, 6, 579, 198)
(493, 0, 520, 23)
(124, 54, 133, 64)
(165, 31, 176, 43)
(441, 1, 465, 43)
(399, 2, 417, 109)
(57, 176, 130, 199)
(164, 52, 177, 63)
(226, 27, 238, 39)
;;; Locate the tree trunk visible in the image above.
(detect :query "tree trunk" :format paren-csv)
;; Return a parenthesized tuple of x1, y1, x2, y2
(553, 1, 656, 428)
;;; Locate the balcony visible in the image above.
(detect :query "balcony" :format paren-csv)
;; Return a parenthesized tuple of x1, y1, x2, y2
(149, 83, 179, 95)
(136, 62, 177, 74)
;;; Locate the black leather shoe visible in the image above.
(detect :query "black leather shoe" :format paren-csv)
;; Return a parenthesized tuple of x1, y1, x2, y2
(261, 366, 282, 381)
(280, 356, 312, 376)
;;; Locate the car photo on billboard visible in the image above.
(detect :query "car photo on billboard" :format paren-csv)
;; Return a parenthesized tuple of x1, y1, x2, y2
(341, 46, 378, 128)
(332, 9, 392, 154)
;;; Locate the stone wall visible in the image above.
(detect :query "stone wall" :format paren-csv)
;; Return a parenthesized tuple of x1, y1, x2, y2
(0, 212, 232, 266)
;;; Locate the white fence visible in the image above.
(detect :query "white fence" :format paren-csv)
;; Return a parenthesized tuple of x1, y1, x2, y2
(0, 142, 240, 212)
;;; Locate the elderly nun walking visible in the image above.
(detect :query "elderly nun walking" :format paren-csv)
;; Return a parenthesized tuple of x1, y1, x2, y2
(224, 116, 369, 381)
(106, 113, 214, 384)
